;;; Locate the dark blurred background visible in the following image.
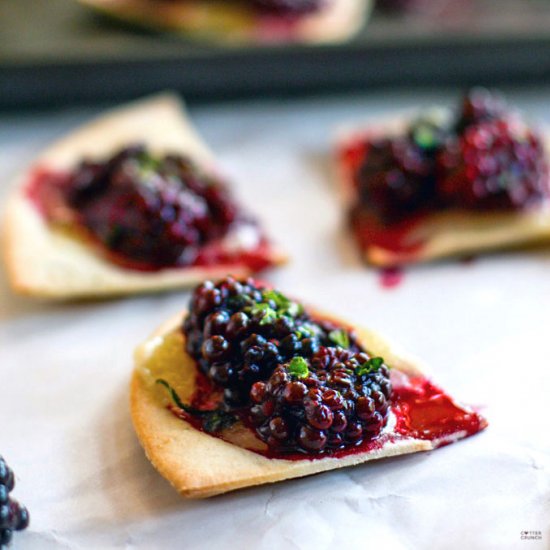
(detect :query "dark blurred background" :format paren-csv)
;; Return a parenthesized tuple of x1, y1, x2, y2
(1, 0, 550, 109)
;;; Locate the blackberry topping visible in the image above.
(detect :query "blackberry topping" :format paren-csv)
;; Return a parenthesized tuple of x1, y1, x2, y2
(352, 89, 549, 222)
(249, 348, 392, 454)
(183, 276, 362, 405)
(354, 113, 448, 223)
(0, 457, 29, 549)
(438, 118, 549, 210)
(252, 0, 326, 15)
(64, 145, 238, 268)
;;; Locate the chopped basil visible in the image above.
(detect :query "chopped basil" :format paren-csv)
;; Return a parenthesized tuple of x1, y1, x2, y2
(156, 379, 189, 411)
(248, 302, 278, 325)
(262, 289, 304, 318)
(355, 357, 385, 376)
(202, 411, 237, 433)
(294, 322, 322, 340)
(137, 152, 161, 173)
(329, 329, 350, 349)
(288, 356, 309, 379)
(246, 289, 303, 325)
(413, 125, 438, 150)
(156, 379, 236, 433)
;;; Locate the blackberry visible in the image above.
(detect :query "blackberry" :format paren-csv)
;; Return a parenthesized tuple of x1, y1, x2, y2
(438, 118, 549, 210)
(455, 88, 507, 135)
(249, 347, 392, 453)
(183, 276, 362, 405)
(0, 457, 29, 548)
(352, 89, 549, 222)
(65, 145, 238, 269)
(251, 0, 326, 15)
(354, 113, 448, 223)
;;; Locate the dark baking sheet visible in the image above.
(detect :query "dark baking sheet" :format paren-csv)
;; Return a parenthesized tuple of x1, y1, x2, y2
(1, 0, 550, 109)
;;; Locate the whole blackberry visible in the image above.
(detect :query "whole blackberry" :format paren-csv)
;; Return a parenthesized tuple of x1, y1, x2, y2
(438, 118, 549, 210)
(354, 136, 436, 223)
(455, 88, 507, 135)
(0, 457, 29, 548)
(183, 276, 362, 405)
(249, 347, 392, 454)
(65, 145, 238, 268)
(251, 0, 326, 15)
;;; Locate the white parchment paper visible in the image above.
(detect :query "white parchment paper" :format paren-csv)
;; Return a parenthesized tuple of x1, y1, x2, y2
(1, 90, 549, 550)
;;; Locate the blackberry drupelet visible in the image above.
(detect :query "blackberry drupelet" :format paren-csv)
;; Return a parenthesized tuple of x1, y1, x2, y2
(0, 457, 29, 549)
(183, 276, 362, 405)
(65, 145, 238, 268)
(249, 347, 392, 453)
(454, 88, 507, 135)
(438, 118, 549, 210)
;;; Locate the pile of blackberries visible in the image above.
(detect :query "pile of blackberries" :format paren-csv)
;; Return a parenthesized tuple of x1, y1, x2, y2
(65, 145, 238, 268)
(249, 347, 392, 453)
(354, 130, 440, 223)
(354, 89, 549, 222)
(183, 276, 362, 406)
(438, 118, 549, 210)
(182, 276, 392, 454)
(0, 457, 29, 548)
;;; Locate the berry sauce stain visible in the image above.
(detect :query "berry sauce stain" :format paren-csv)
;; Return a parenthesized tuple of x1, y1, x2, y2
(379, 266, 404, 289)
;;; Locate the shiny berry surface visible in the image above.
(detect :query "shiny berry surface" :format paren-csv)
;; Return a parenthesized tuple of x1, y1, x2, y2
(351, 89, 549, 224)
(0, 457, 29, 548)
(354, 111, 449, 224)
(249, 347, 392, 454)
(438, 118, 549, 210)
(183, 276, 362, 405)
(64, 145, 239, 268)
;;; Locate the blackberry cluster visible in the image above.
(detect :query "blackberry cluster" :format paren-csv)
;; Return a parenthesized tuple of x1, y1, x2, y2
(249, 347, 392, 453)
(183, 276, 362, 406)
(438, 118, 549, 210)
(355, 114, 446, 223)
(66, 145, 238, 268)
(251, 0, 325, 15)
(354, 89, 549, 221)
(0, 457, 29, 548)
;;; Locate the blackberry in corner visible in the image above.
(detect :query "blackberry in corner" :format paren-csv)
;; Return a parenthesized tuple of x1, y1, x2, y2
(0, 457, 29, 549)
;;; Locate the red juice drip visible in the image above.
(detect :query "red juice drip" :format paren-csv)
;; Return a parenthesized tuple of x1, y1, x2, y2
(379, 266, 404, 289)
(350, 201, 426, 257)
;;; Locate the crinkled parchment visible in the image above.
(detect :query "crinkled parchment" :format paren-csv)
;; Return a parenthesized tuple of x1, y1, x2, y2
(1, 92, 549, 549)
